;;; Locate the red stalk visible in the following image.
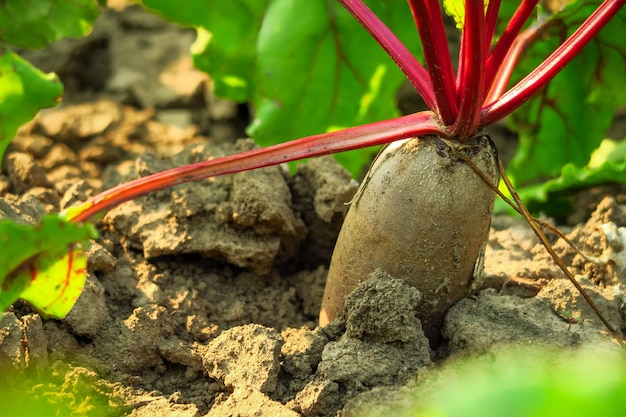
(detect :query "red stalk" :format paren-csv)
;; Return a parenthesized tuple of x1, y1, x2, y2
(481, 0, 625, 125)
(451, 0, 486, 138)
(484, 0, 502, 57)
(484, 0, 539, 96)
(485, 26, 540, 105)
(69, 111, 445, 223)
(407, 0, 458, 125)
(338, 0, 437, 111)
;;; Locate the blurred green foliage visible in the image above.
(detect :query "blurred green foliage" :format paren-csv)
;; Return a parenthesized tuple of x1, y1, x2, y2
(0, 0, 100, 167)
(404, 346, 626, 417)
(0, 364, 125, 416)
(0, 214, 97, 318)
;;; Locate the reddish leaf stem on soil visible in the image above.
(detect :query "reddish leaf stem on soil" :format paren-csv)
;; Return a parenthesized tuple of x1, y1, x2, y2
(408, 0, 459, 124)
(338, 0, 437, 110)
(68, 111, 444, 223)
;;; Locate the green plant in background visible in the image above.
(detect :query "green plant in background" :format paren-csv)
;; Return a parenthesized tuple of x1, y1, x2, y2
(140, 0, 427, 176)
(0, 51, 62, 162)
(504, 1, 626, 215)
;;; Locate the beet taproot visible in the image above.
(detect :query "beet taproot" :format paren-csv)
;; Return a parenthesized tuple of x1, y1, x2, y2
(320, 134, 498, 346)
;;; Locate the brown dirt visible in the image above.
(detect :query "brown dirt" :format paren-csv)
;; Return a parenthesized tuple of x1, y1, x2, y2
(1, 5, 625, 417)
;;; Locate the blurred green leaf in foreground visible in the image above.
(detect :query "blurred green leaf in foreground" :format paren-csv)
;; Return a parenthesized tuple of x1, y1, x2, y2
(404, 346, 626, 417)
(0, 214, 97, 318)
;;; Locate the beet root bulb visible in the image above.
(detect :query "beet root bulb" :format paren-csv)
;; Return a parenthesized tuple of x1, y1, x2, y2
(320, 134, 498, 346)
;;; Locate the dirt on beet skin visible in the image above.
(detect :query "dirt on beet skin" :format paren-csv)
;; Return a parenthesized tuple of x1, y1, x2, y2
(2, 4, 626, 417)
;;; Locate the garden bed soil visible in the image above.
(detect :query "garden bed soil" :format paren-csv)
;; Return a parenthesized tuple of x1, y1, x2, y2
(1, 4, 626, 417)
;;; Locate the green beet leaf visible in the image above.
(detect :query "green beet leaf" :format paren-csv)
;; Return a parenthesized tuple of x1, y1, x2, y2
(0, 0, 100, 49)
(0, 214, 97, 318)
(0, 51, 64, 166)
(442, 1, 495, 30)
(0, 0, 100, 165)
(515, 138, 626, 217)
(506, 0, 626, 189)
(250, 0, 423, 176)
(442, 0, 466, 29)
(17, 244, 89, 318)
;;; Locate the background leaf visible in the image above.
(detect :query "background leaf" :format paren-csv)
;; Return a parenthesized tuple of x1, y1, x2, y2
(506, 0, 626, 188)
(140, 0, 270, 102)
(0, 363, 124, 416)
(0, 50, 63, 166)
(0, 215, 97, 318)
(0, 0, 100, 49)
(443, 0, 467, 29)
(507, 138, 626, 217)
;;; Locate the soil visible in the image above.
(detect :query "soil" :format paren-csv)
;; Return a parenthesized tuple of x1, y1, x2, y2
(2, 4, 626, 417)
